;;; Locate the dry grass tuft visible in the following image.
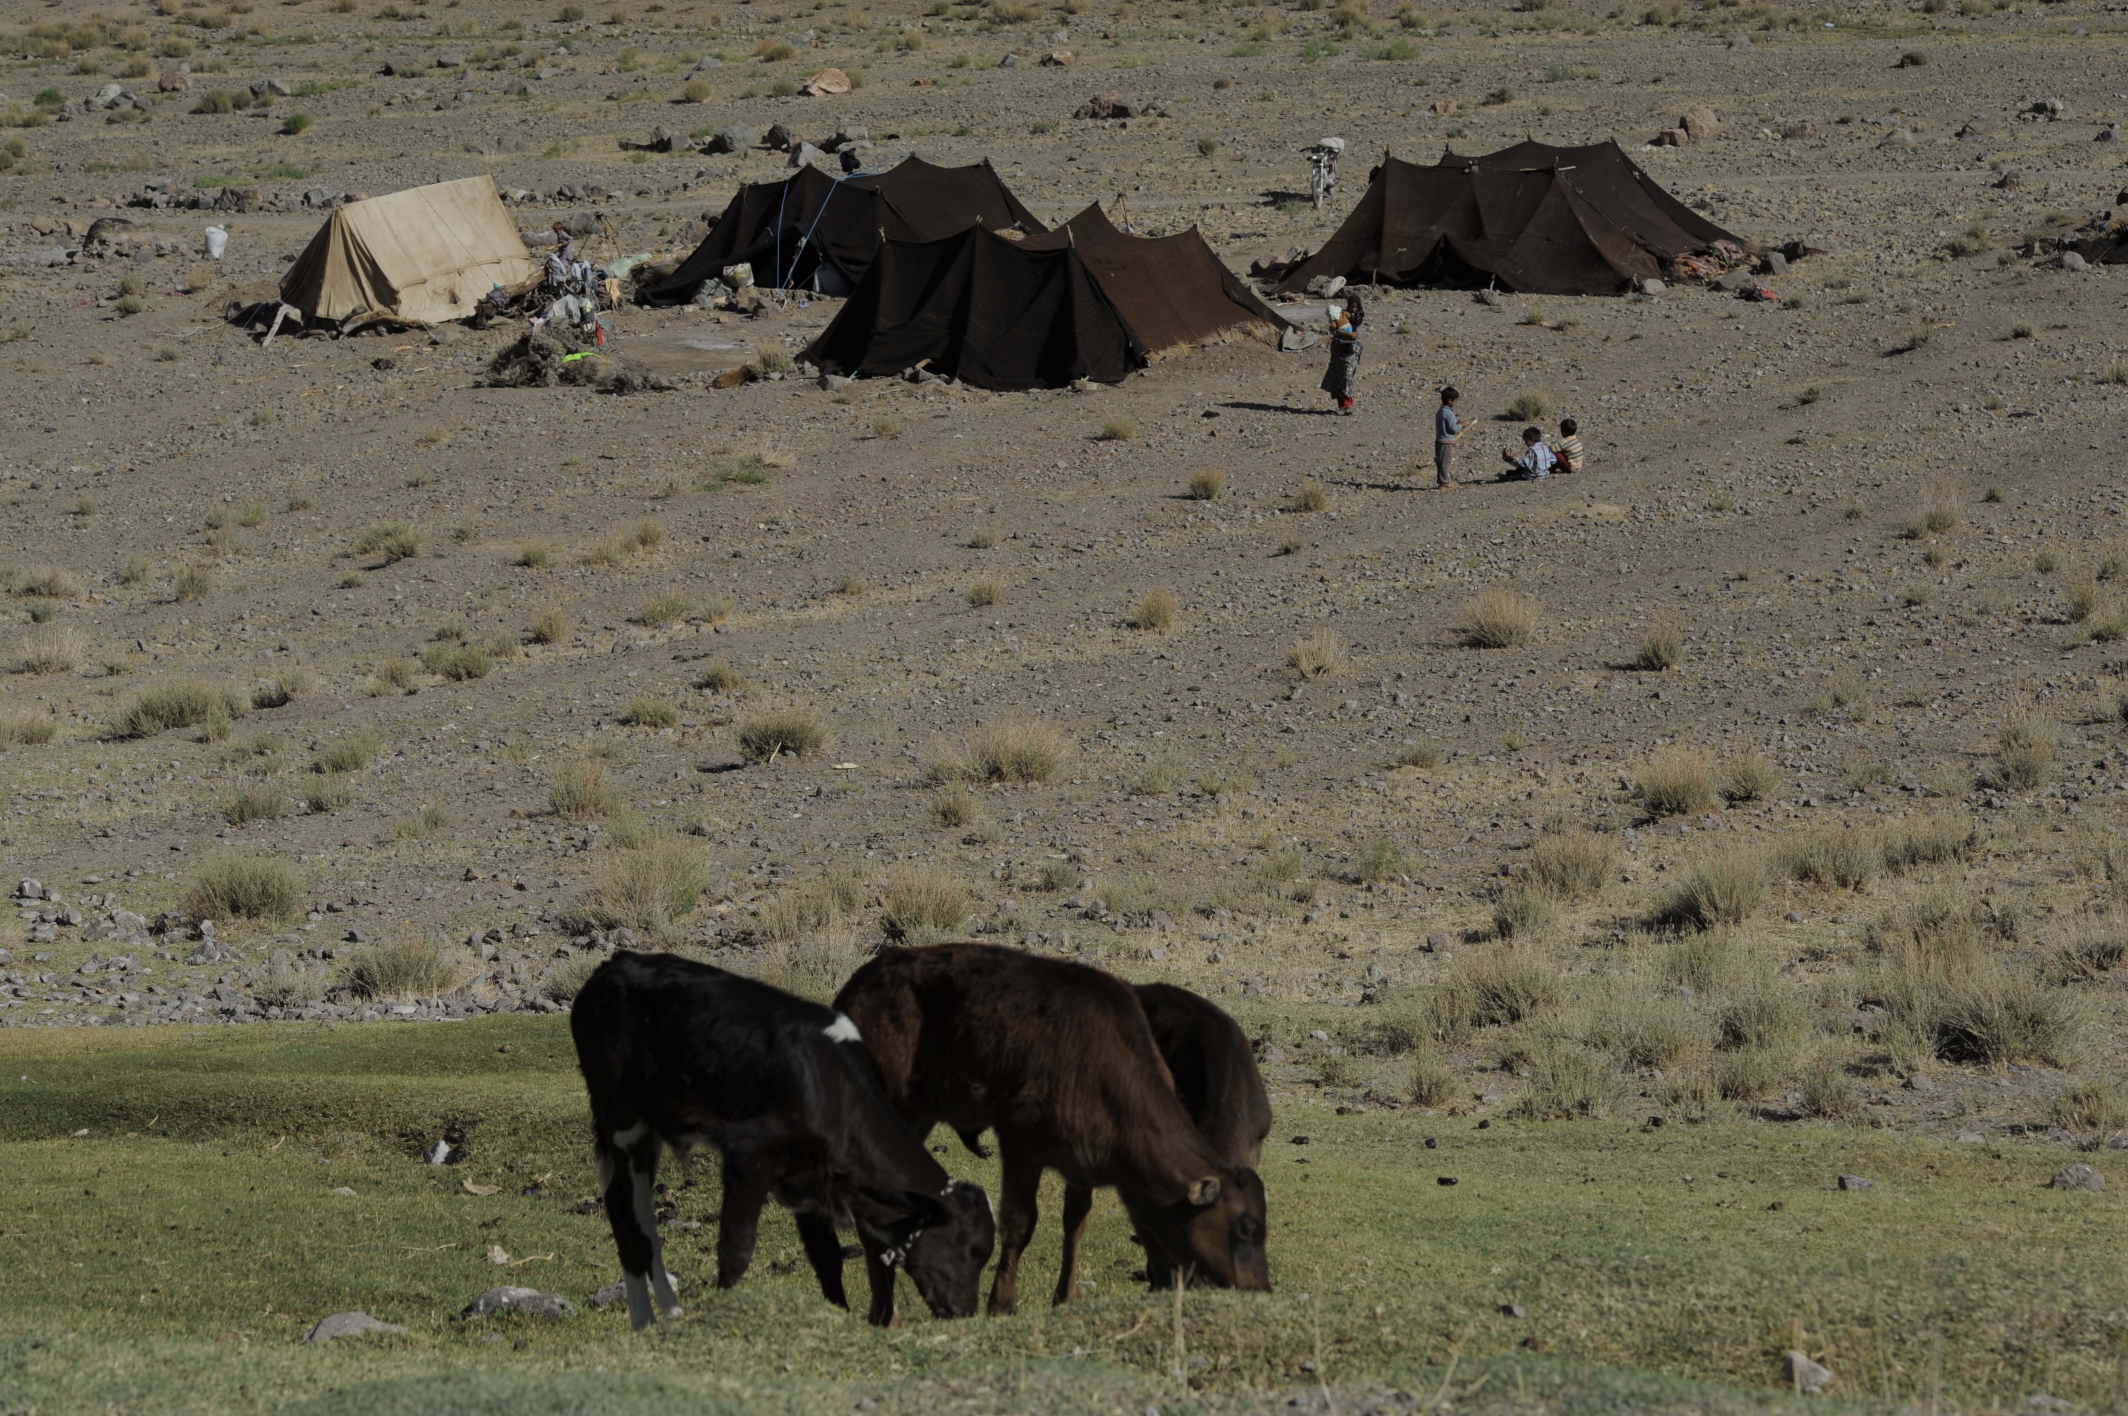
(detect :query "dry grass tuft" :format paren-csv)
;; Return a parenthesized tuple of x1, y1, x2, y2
(1630, 619, 1683, 670)
(1523, 829, 1619, 900)
(1636, 746, 1716, 817)
(1990, 711, 2057, 792)
(879, 866, 972, 941)
(619, 696, 680, 729)
(1289, 481, 1329, 513)
(1286, 629, 1346, 679)
(1185, 468, 1226, 500)
(579, 830, 711, 933)
(963, 718, 1072, 783)
(1130, 589, 1179, 632)
(739, 708, 831, 761)
(1720, 753, 1780, 803)
(1461, 590, 1540, 648)
(182, 854, 304, 921)
(344, 936, 468, 1000)
(550, 759, 622, 819)
(1654, 851, 1769, 932)
(113, 681, 240, 739)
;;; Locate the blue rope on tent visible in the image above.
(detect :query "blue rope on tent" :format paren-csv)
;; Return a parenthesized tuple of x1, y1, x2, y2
(788, 174, 847, 290)
(771, 178, 790, 289)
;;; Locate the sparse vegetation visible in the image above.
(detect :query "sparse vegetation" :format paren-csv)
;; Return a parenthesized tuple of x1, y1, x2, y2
(1654, 851, 1769, 931)
(619, 696, 680, 728)
(1185, 468, 1226, 500)
(579, 830, 710, 933)
(879, 865, 972, 941)
(1289, 481, 1329, 513)
(1461, 590, 1539, 648)
(182, 854, 304, 922)
(1130, 589, 1179, 632)
(1630, 620, 1682, 670)
(344, 936, 467, 1000)
(739, 709, 831, 761)
(549, 759, 622, 819)
(1636, 746, 1716, 817)
(1286, 629, 1347, 679)
(960, 718, 1072, 783)
(113, 681, 240, 739)
(352, 523, 420, 564)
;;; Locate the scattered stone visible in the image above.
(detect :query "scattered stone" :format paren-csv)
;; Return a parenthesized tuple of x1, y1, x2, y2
(458, 1286, 576, 1321)
(251, 78, 290, 98)
(1652, 127, 1687, 147)
(1680, 106, 1720, 140)
(1955, 1131, 1985, 1143)
(157, 66, 190, 94)
(788, 140, 825, 168)
(1783, 1351, 1835, 1395)
(2023, 98, 2066, 122)
(2098, 126, 2120, 144)
(1835, 1173, 1873, 1191)
(305, 1311, 406, 1343)
(1041, 48, 1075, 66)
(330, 1186, 357, 1197)
(1431, 98, 1457, 117)
(2056, 250, 2087, 272)
(2046, 1163, 2104, 1192)
(1759, 250, 1789, 276)
(86, 84, 144, 112)
(1074, 94, 1134, 120)
(425, 1139, 455, 1165)
(801, 67, 850, 97)
(1713, 268, 1758, 293)
(760, 122, 792, 151)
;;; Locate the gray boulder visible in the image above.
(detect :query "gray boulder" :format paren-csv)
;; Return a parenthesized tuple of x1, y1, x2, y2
(706, 124, 754, 154)
(458, 1286, 576, 1321)
(787, 140, 825, 169)
(2046, 1163, 2104, 1191)
(305, 1311, 407, 1343)
(250, 78, 290, 98)
(1783, 1351, 1835, 1394)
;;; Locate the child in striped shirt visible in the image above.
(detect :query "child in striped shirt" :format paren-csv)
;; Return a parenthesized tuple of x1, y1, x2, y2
(1554, 417, 1585, 474)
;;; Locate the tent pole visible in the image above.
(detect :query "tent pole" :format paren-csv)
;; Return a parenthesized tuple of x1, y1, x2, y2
(262, 302, 292, 348)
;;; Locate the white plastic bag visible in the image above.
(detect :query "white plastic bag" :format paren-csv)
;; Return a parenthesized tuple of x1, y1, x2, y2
(203, 225, 228, 260)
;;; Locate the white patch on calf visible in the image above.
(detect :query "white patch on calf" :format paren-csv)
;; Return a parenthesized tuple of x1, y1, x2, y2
(822, 1013, 863, 1044)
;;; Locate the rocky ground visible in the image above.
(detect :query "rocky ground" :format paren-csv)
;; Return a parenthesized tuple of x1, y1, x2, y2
(3, 0, 2126, 1151)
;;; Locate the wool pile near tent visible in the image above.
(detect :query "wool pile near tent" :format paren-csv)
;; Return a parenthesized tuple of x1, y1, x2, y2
(279, 175, 538, 326)
(636, 155, 1045, 304)
(1276, 140, 1745, 297)
(803, 204, 1287, 390)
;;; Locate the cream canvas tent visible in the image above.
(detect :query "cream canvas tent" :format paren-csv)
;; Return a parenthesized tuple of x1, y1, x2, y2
(279, 175, 538, 326)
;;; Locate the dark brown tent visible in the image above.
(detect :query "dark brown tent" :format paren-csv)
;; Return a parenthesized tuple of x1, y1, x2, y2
(802, 225, 1141, 390)
(803, 204, 1286, 390)
(1277, 139, 1744, 296)
(1023, 204, 1288, 356)
(636, 155, 1044, 305)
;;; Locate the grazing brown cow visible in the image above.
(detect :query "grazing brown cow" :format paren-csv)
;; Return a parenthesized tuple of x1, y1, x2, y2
(833, 943, 1270, 1314)
(1074, 982, 1272, 1293)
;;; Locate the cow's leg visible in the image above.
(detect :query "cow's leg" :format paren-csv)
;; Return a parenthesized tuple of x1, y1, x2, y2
(625, 1132, 683, 1320)
(1052, 1182, 1094, 1307)
(715, 1155, 772, 1290)
(862, 1242, 898, 1327)
(599, 1124, 663, 1330)
(986, 1145, 1042, 1317)
(794, 1210, 850, 1310)
(1142, 1238, 1176, 1294)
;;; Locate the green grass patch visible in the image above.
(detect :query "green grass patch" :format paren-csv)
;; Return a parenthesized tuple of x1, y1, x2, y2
(0, 1020, 2120, 1411)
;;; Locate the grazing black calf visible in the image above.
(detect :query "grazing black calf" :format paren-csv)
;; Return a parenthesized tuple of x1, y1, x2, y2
(569, 952, 995, 1330)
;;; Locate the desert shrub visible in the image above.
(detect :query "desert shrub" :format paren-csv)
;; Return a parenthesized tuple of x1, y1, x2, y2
(1720, 753, 1779, 803)
(1655, 851, 1769, 931)
(1408, 1045, 1458, 1107)
(758, 866, 866, 942)
(280, 112, 312, 136)
(252, 951, 327, 1009)
(693, 659, 747, 694)
(514, 540, 559, 569)
(1927, 969, 2085, 1067)
(1491, 881, 1559, 938)
(964, 717, 1071, 783)
(1390, 739, 1447, 770)
(17, 627, 81, 674)
(879, 866, 972, 941)
(966, 581, 1001, 608)
(579, 831, 710, 932)
(223, 783, 287, 824)
(1289, 481, 1328, 513)
(1097, 416, 1138, 441)
(2048, 1081, 2128, 1137)
(635, 593, 696, 629)
(1349, 839, 1408, 884)
(1033, 861, 1083, 892)
(1461, 590, 1539, 648)
(250, 668, 314, 710)
(1659, 926, 1739, 993)
(1782, 826, 1881, 891)
(368, 658, 419, 696)
(0, 716, 59, 746)
(1510, 1043, 1624, 1120)
(11, 565, 81, 600)
(1636, 746, 1716, 816)
(739, 708, 831, 760)
(1131, 589, 1179, 631)
(2044, 913, 2128, 984)
(1504, 389, 1548, 421)
(529, 608, 569, 644)
(1583, 998, 1706, 1070)
(391, 805, 450, 841)
(1990, 711, 2056, 791)
(1425, 947, 1557, 1041)
(550, 759, 622, 819)
(930, 786, 981, 827)
(192, 87, 254, 113)
(1286, 630, 1346, 678)
(619, 696, 680, 728)
(1714, 984, 1806, 1053)
(182, 854, 304, 921)
(1713, 1047, 1785, 1102)
(1524, 829, 1618, 900)
(312, 727, 380, 774)
(831, 574, 867, 598)
(541, 952, 604, 1004)
(1185, 468, 1225, 500)
(352, 523, 420, 563)
(113, 681, 239, 738)
(302, 778, 352, 813)
(1879, 813, 1977, 873)
(1796, 1054, 1865, 1122)
(1631, 619, 1683, 670)
(681, 78, 711, 102)
(2063, 577, 2103, 624)
(869, 411, 902, 440)
(344, 936, 467, 1000)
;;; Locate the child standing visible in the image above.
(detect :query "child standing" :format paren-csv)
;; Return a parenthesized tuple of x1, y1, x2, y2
(1433, 386, 1462, 488)
(1320, 296, 1364, 415)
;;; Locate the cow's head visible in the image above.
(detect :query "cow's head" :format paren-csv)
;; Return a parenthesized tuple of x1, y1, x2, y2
(885, 1179, 995, 1318)
(1130, 1166, 1271, 1292)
